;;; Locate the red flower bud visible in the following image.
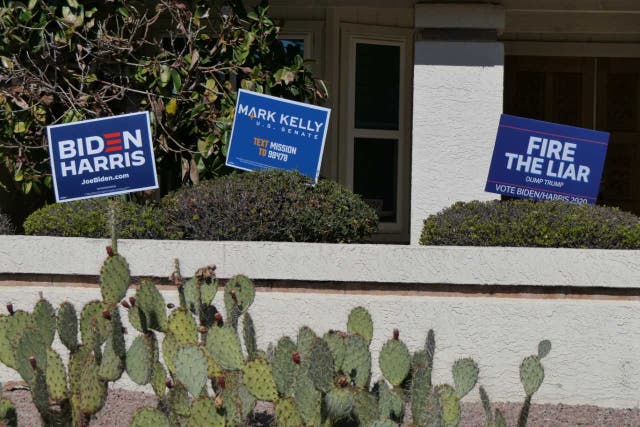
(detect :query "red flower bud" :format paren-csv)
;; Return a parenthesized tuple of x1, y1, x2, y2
(217, 376, 225, 389)
(29, 356, 37, 370)
(165, 378, 173, 389)
(292, 352, 301, 364)
(129, 296, 136, 307)
(106, 246, 114, 257)
(214, 312, 223, 323)
(393, 328, 399, 340)
(121, 300, 131, 309)
(338, 376, 348, 388)
(6, 303, 13, 315)
(102, 309, 111, 320)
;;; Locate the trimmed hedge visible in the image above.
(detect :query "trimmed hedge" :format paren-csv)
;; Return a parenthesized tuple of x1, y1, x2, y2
(420, 199, 640, 249)
(162, 170, 378, 242)
(23, 198, 170, 239)
(0, 211, 14, 235)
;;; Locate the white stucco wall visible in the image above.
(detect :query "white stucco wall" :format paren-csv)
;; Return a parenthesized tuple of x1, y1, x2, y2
(0, 286, 639, 408)
(411, 41, 503, 244)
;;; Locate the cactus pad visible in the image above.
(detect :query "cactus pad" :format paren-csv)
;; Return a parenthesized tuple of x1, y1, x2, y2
(162, 332, 179, 373)
(309, 337, 334, 392)
(275, 398, 304, 427)
(205, 326, 244, 370)
(79, 356, 107, 415)
(182, 277, 201, 315)
(378, 380, 403, 420)
(126, 335, 153, 385)
(371, 421, 398, 427)
(224, 275, 255, 314)
(293, 372, 322, 426)
(437, 384, 461, 427)
(243, 312, 258, 360)
(168, 308, 197, 345)
(354, 389, 378, 426)
(347, 307, 373, 345)
(200, 278, 218, 306)
(33, 298, 56, 347)
(323, 330, 347, 373)
(99, 337, 124, 382)
(379, 339, 410, 386)
(80, 300, 110, 350)
(410, 353, 432, 427)
(14, 326, 47, 384)
(243, 358, 278, 401)
(130, 408, 171, 427)
(137, 280, 168, 332)
(45, 349, 67, 401)
(538, 340, 552, 359)
(150, 361, 167, 398)
(272, 336, 297, 397)
(100, 254, 130, 304)
(175, 345, 208, 397)
(325, 388, 354, 421)
(58, 301, 78, 351)
(520, 355, 544, 396)
(0, 311, 32, 369)
(69, 345, 91, 394)
(452, 358, 479, 399)
(189, 398, 224, 427)
(342, 334, 371, 388)
(168, 383, 191, 417)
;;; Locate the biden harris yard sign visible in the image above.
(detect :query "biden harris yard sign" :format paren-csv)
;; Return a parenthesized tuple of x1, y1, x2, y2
(47, 112, 158, 202)
(485, 114, 610, 205)
(226, 89, 331, 182)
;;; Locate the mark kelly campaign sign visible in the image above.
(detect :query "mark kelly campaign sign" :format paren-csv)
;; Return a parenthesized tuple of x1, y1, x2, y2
(226, 89, 331, 182)
(485, 114, 610, 204)
(47, 112, 158, 202)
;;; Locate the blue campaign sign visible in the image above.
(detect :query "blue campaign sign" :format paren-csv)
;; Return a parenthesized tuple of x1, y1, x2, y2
(47, 112, 158, 202)
(226, 89, 331, 182)
(485, 114, 610, 204)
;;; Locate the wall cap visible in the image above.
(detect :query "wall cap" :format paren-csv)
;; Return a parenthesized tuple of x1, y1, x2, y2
(415, 3, 505, 31)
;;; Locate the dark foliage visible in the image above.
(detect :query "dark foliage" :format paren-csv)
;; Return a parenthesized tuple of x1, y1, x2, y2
(0, 210, 14, 234)
(420, 199, 640, 249)
(162, 170, 378, 242)
(23, 198, 170, 239)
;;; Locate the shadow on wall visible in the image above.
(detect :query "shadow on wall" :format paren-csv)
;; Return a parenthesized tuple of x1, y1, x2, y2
(414, 41, 504, 67)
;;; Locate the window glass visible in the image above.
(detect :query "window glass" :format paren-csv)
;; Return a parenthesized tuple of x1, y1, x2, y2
(354, 43, 400, 130)
(354, 138, 398, 222)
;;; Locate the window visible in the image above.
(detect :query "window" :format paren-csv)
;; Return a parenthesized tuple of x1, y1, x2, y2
(340, 25, 412, 239)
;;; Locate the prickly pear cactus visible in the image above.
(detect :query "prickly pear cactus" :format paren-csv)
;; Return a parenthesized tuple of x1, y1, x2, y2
(130, 407, 171, 427)
(243, 358, 278, 401)
(520, 355, 544, 396)
(276, 398, 304, 427)
(325, 387, 354, 421)
(224, 275, 255, 315)
(175, 345, 208, 397)
(452, 358, 479, 399)
(341, 334, 371, 388)
(100, 253, 130, 304)
(379, 336, 410, 386)
(272, 336, 297, 397)
(308, 337, 334, 393)
(57, 301, 79, 351)
(135, 280, 168, 332)
(126, 335, 153, 385)
(189, 397, 225, 427)
(206, 326, 244, 370)
(323, 330, 346, 373)
(347, 306, 373, 345)
(168, 308, 198, 345)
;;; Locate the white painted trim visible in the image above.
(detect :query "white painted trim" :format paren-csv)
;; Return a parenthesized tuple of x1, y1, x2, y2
(415, 3, 505, 31)
(2, 236, 640, 289)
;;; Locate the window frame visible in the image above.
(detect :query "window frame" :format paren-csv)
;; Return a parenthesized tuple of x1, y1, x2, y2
(339, 23, 413, 239)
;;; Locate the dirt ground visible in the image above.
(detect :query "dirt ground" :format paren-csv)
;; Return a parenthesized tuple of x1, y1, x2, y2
(4, 388, 640, 426)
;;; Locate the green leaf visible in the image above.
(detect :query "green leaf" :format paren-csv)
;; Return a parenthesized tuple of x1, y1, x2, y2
(117, 7, 129, 18)
(171, 70, 182, 92)
(247, 12, 259, 21)
(13, 122, 27, 134)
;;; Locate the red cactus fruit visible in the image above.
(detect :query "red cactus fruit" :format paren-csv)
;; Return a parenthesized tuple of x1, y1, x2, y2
(214, 312, 223, 323)
(165, 378, 173, 389)
(217, 376, 226, 389)
(106, 246, 114, 257)
(338, 376, 348, 388)
(29, 356, 37, 369)
(102, 309, 111, 320)
(292, 352, 301, 364)
(393, 328, 400, 340)
(6, 303, 13, 315)
(121, 300, 131, 309)
(129, 296, 136, 307)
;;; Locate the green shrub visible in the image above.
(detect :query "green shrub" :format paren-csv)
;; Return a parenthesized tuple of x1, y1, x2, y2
(0, 211, 14, 235)
(23, 198, 170, 239)
(162, 170, 378, 243)
(420, 199, 640, 249)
